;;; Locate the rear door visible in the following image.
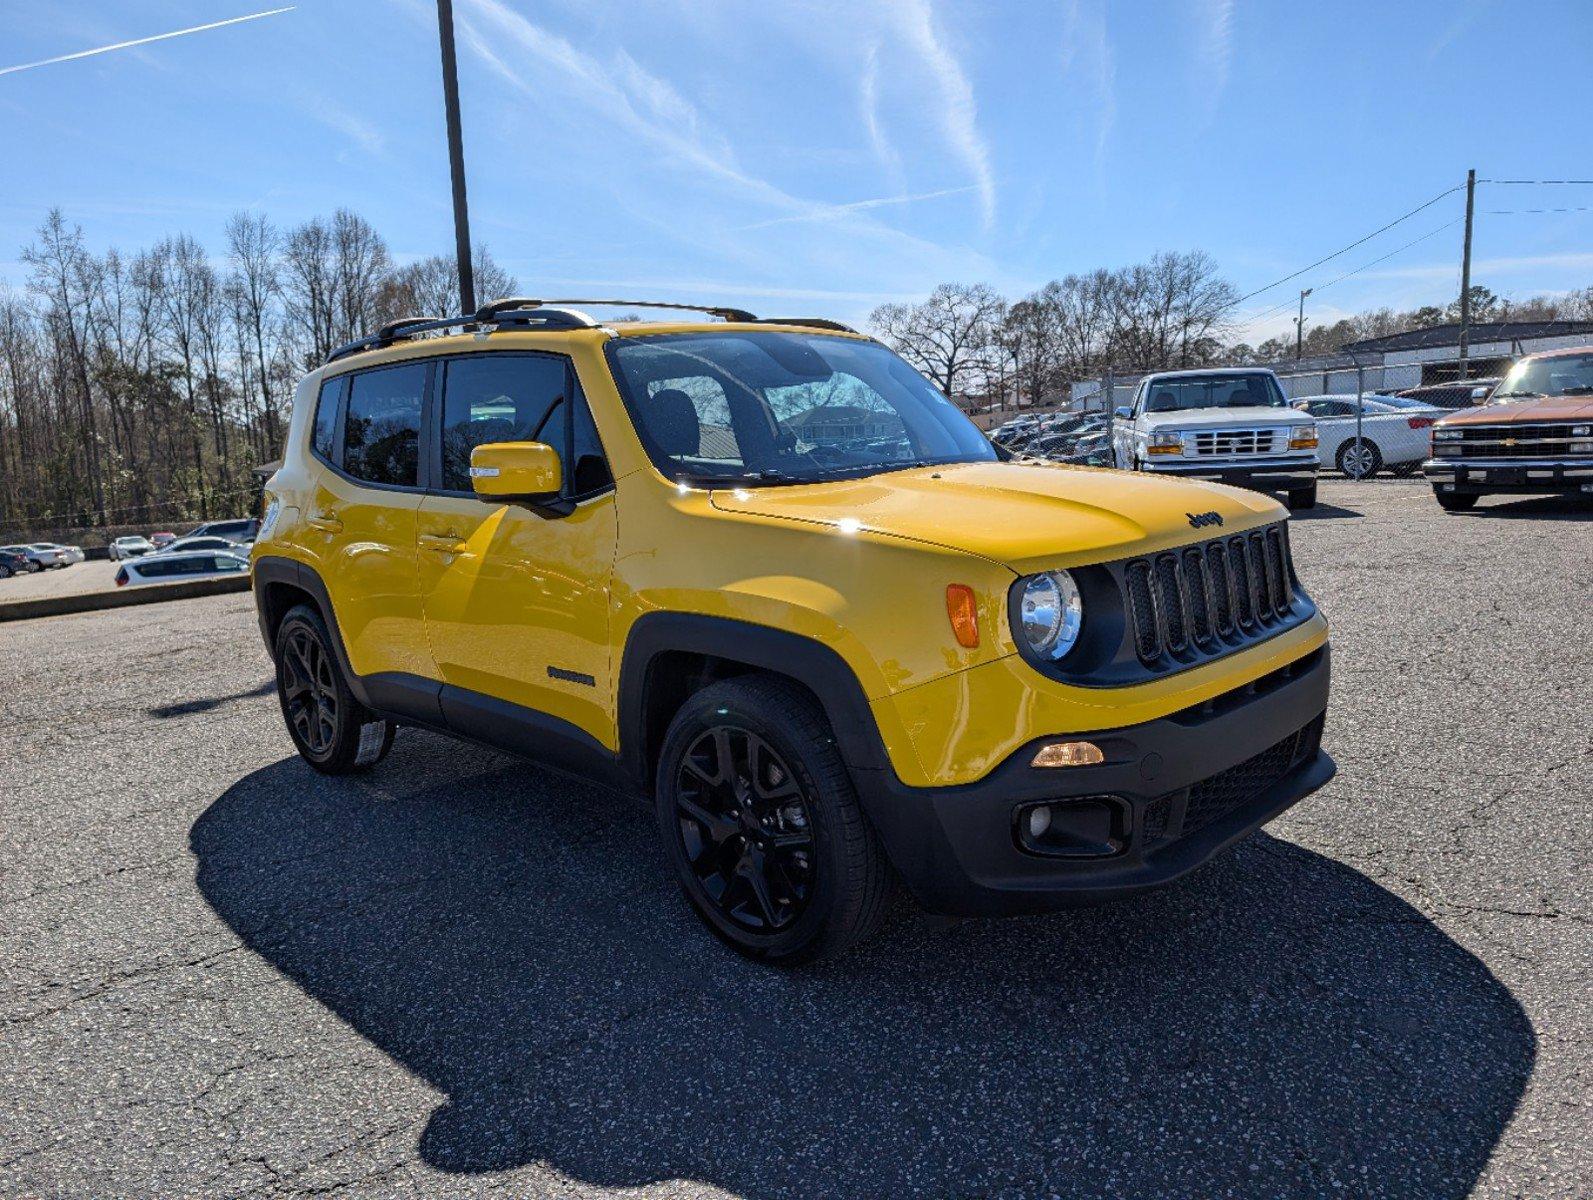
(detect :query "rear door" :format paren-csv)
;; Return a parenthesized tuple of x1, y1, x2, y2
(301, 362, 432, 683)
(415, 351, 618, 748)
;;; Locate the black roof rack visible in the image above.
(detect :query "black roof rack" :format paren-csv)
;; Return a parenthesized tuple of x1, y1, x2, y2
(323, 298, 861, 367)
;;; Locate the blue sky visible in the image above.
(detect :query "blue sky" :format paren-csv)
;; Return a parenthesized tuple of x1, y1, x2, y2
(2, 0, 1591, 342)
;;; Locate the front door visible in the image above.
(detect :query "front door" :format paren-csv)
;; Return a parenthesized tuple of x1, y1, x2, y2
(415, 352, 618, 749)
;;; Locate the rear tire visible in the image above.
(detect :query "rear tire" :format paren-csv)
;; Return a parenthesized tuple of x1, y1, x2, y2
(272, 604, 395, 774)
(1434, 488, 1479, 512)
(1336, 438, 1382, 479)
(1287, 482, 1318, 510)
(654, 675, 893, 965)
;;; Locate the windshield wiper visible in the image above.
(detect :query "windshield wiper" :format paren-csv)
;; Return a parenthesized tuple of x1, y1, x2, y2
(1493, 390, 1541, 399)
(1557, 385, 1593, 395)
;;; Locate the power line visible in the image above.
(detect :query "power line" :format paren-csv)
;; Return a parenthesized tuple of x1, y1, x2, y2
(1484, 207, 1593, 215)
(1227, 183, 1465, 310)
(1479, 178, 1593, 185)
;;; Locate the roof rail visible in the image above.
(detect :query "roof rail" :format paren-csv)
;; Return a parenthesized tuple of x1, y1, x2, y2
(480, 297, 759, 323)
(323, 304, 599, 365)
(756, 317, 858, 333)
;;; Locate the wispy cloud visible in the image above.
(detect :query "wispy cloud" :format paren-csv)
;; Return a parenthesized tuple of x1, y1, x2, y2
(1427, 0, 1493, 62)
(313, 104, 385, 157)
(859, 43, 904, 187)
(0, 7, 294, 78)
(1060, 0, 1116, 169)
(1195, 0, 1236, 113)
(739, 186, 978, 231)
(1361, 251, 1593, 282)
(885, 0, 997, 228)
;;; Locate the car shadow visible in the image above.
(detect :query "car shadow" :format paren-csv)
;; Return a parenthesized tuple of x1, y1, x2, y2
(149, 680, 275, 719)
(1286, 500, 1362, 521)
(191, 733, 1533, 1198)
(1467, 494, 1593, 520)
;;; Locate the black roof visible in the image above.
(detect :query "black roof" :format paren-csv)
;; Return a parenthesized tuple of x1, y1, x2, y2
(1342, 320, 1593, 355)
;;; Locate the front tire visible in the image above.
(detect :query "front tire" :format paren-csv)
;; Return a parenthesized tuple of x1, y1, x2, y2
(272, 604, 395, 774)
(1435, 488, 1479, 512)
(655, 675, 893, 965)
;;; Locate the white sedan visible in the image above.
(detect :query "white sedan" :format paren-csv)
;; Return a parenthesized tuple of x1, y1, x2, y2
(30, 541, 85, 565)
(114, 551, 250, 587)
(109, 535, 155, 560)
(1291, 394, 1442, 478)
(153, 534, 249, 556)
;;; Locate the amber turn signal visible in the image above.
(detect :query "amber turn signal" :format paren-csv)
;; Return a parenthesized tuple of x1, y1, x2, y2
(945, 583, 980, 648)
(1031, 740, 1105, 768)
(1288, 431, 1318, 450)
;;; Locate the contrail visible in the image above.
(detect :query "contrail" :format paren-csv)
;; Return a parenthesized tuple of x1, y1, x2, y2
(0, 7, 295, 78)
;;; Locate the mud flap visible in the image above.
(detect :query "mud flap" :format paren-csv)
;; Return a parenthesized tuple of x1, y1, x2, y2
(353, 719, 391, 767)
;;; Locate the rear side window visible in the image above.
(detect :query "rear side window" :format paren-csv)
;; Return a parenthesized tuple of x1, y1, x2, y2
(344, 364, 424, 487)
(136, 559, 178, 578)
(440, 356, 567, 492)
(312, 378, 340, 461)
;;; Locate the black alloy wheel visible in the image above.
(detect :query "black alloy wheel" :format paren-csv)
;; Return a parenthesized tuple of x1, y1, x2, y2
(281, 624, 339, 756)
(673, 725, 817, 933)
(655, 675, 893, 964)
(272, 604, 395, 774)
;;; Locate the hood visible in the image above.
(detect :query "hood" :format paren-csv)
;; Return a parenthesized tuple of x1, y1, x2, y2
(709, 461, 1284, 575)
(1437, 397, 1593, 426)
(1138, 407, 1313, 429)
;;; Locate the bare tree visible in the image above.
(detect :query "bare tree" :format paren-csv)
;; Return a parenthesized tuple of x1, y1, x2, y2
(378, 247, 518, 321)
(227, 212, 283, 453)
(870, 283, 1005, 399)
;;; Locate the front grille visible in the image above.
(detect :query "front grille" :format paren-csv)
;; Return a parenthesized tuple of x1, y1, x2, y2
(1450, 422, 1586, 459)
(1123, 523, 1297, 667)
(1191, 428, 1279, 457)
(1146, 715, 1324, 845)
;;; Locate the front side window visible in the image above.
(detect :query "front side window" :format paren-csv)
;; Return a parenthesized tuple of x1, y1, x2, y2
(607, 332, 996, 485)
(1141, 374, 1287, 414)
(343, 364, 424, 487)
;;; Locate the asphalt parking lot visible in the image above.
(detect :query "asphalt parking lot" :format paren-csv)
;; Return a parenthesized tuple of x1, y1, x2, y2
(2, 479, 1589, 1199)
(0, 560, 121, 603)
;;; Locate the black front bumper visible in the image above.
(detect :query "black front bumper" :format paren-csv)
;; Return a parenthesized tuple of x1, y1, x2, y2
(1142, 460, 1318, 491)
(854, 645, 1334, 916)
(1424, 458, 1593, 496)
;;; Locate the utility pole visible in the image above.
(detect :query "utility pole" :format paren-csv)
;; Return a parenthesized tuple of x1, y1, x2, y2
(1294, 288, 1313, 360)
(437, 0, 476, 316)
(1457, 167, 1476, 380)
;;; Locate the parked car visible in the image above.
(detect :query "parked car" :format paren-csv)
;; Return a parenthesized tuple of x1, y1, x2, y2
(109, 535, 155, 560)
(0, 549, 30, 579)
(150, 531, 177, 549)
(181, 518, 260, 543)
(154, 534, 251, 556)
(0, 544, 64, 571)
(28, 541, 85, 565)
(1290, 394, 1441, 478)
(1424, 346, 1593, 511)
(252, 299, 1333, 964)
(114, 551, 250, 587)
(1110, 368, 1320, 508)
(1396, 377, 1500, 411)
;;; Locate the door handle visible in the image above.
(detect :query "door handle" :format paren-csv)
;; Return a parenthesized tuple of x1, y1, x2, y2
(307, 512, 342, 532)
(420, 532, 467, 555)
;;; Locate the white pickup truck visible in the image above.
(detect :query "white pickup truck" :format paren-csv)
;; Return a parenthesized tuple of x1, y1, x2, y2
(1110, 367, 1321, 509)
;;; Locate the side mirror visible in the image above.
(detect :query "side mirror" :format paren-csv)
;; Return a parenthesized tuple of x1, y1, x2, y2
(470, 442, 568, 514)
(1113, 406, 1132, 421)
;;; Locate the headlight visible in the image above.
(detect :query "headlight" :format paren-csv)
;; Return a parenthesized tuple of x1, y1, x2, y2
(1142, 430, 1183, 456)
(1017, 570, 1084, 661)
(1288, 428, 1318, 450)
(1433, 428, 1462, 441)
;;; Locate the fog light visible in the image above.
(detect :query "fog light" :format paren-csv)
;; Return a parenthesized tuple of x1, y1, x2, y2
(1031, 740, 1105, 768)
(1027, 805, 1053, 838)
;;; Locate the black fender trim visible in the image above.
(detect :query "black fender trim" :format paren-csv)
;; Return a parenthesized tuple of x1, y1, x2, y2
(252, 555, 384, 712)
(616, 612, 893, 790)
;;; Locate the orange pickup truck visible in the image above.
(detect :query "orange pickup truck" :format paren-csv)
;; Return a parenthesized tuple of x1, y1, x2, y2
(1424, 345, 1593, 511)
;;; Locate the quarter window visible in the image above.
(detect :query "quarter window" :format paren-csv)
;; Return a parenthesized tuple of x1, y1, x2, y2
(344, 364, 424, 487)
(312, 378, 340, 461)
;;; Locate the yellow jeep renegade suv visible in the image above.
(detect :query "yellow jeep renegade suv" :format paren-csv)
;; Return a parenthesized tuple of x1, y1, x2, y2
(253, 298, 1334, 963)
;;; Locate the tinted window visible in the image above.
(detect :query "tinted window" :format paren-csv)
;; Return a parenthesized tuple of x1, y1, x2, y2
(570, 393, 612, 498)
(344, 364, 424, 487)
(214, 556, 248, 572)
(440, 356, 567, 492)
(312, 378, 340, 461)
(137, 559, 179, 578)
(1142, 374, 1287, 413)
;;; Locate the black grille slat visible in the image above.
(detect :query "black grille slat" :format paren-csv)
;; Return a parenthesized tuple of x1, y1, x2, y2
(1154, 555, 1187, 652)
(1182, 547, 1214, 647)
(1125, 561, 1160, 660)
(1120, 522, 1300, 668)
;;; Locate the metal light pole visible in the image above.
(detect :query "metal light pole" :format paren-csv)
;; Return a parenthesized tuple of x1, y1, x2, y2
(437, 0, 476, 316)
(1457, 167, 1476, 380)
(1294, 288, 1313, 360)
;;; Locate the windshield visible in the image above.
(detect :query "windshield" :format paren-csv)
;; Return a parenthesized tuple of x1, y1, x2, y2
(1490, 352, 1593, 401)
(1141, 373, 1287, 414)
(607, 331, 997, 485)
